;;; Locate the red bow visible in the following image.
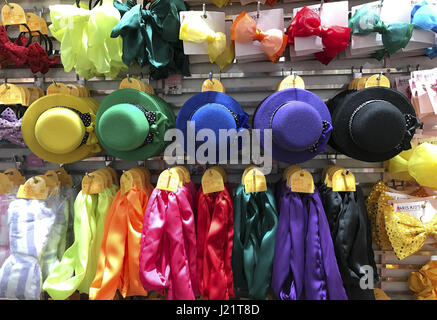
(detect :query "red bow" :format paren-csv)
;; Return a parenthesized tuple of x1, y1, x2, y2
(196, 186, 234, 300)
(286, 6, 350, 65)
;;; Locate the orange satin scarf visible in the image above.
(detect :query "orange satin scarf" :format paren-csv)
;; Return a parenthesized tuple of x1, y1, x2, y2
(89, 185, 151, 300)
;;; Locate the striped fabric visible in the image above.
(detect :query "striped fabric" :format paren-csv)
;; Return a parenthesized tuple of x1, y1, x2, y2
(0, 194, 12, 268)
(0, 199, 56, 300)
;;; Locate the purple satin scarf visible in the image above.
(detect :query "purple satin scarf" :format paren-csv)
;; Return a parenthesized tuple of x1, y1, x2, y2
(272, 188, 347, 300)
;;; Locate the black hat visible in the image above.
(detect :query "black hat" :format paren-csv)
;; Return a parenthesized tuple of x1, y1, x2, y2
(328, 87, 421, 162)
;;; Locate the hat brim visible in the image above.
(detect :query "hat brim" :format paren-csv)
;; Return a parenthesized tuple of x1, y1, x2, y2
(176, 91, 246, 153)
(331, 87, 416, 162)
(96, 89, 175, 161)
(21, 94, 97, 164)
(253, 88, 332, 164)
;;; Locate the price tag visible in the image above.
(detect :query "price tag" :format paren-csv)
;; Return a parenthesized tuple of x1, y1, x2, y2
(201, 168, 225, 194)
(365, 74, 391, 88)
(244, 168, 267, 193)
(156, 170, 179, 192)
(332, 169, 356, 192)
(277, 75, 305, 91)
(17, 176, 48, 200)
(1, 3, 26, 26)
(290, 169, 314, 193)
(201, 78, 226, 93)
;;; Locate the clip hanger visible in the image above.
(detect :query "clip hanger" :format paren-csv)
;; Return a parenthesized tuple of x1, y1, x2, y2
(202, 3, 207, 19)
(257, 1, 260, 19)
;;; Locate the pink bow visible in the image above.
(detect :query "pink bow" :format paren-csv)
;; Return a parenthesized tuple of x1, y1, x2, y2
(0, 108, 25, 147)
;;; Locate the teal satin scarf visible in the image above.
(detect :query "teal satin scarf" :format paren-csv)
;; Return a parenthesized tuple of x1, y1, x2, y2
(349, 4, 414, 60)
(232, 185, 278, 300)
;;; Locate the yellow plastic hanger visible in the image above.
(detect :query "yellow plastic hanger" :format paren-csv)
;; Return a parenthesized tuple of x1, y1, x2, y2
(95, 168, 113, 189)
(52, 167, 73, 187)
(156, 169, 180, 192)
(44, 170, 61, 196)
(201, 167, 225, 194)
(288, 169, 315, 193)
(105, 167, 119, 186)
(331, 168, 356, 192)
(174, 166, 191, 183)
(135, 166, 151, 184)
(0, 172, 14, 194)
(16, 176, 48, 200)
(243, 167, 267, 194)
(241, 165, 258, 185)
(283, 165, 301, 181)
(3, 169, 25, 188)
(209, 165, 227, 183)
(324, 165, 343, 188)
(169, 167, 185, 187)
(82, 172, 105, 195)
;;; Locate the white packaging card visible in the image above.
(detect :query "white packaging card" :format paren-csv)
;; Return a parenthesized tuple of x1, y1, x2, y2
(234, 8, 284, 62)
(292, 1, 349, 57)
(180, 11, 226, 56)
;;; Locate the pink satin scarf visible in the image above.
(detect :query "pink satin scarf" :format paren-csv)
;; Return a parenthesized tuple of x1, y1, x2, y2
(139, 186, 198, 299)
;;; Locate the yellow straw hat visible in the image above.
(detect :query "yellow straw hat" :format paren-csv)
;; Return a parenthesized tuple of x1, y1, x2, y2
(21, 94, 102, 164)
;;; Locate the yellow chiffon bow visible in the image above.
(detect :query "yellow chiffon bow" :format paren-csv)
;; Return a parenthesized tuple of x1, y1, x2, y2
(386, 142, 437, 188)
(84, 113, 102, 154)
(409, 261, 437, 300)
(385, 205, 437, 260)
(179, 14, 234, 69)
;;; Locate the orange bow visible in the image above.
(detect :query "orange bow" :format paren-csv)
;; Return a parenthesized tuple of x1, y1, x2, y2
(231, 11, 287, 63)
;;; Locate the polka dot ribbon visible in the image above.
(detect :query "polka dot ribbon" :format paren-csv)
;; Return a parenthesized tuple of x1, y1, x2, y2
(131, 104, 158, 146)
(308, 120, 333, 153)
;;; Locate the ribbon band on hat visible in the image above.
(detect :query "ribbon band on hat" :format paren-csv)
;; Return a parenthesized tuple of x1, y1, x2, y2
(129, 103, 159, 145)
(51, 106, 101, 153)
(268, 102, 333, 153)
(230, 11, 288, 63)
(189, 103, 250, 131)
(347, 100, 422, 153)
(287, 6, 351, 65)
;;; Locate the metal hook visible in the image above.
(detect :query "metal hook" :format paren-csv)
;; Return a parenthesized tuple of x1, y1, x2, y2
(416, 64, 420, 71)
(320, 0, 324, 12)
(4, 77, 9, 89)
(360, 66, 363, 73)
(209, 71, 214, 84)
(257, 1, 260, 19)
(202, 3, 207, 19)
(127, 74, 131, 83)
(4, 0, 12, 8)
(377, 72, 383, 81)
(52, 80, 59, 88)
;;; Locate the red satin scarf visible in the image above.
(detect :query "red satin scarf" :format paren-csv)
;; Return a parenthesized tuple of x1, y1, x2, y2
(286, 6, 350, 65)
(196, 186, 234, 300)
(89, 186, 151, 300)
(139, 186, 198, 300)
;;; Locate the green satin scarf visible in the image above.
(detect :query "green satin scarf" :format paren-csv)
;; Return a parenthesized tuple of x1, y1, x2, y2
(349, 4, 414, 60)
(111, 0, 190, 80)
(232, 185, 278, 300)
(42, 187, 115, 300)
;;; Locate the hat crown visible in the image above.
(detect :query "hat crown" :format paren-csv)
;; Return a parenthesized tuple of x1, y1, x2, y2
(271, 101, 323, 152)
(350, 100, 406, 154)
(98, 104, 150, 152)
(35, 108, 85, 154)
(190, 103, 237, 141)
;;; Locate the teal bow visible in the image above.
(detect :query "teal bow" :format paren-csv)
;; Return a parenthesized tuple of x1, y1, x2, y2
(349, 4, 414, 60)
(111, 0, 190, 80)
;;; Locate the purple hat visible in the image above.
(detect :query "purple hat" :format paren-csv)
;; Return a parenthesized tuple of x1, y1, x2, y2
(253, 88, 332, 164)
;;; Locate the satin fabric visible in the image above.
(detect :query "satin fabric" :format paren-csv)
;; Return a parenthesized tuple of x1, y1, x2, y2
(230, 11, 288, 63)
(232, 184, 278, 299)
(272, 189, 347, 300)
(0, 199, 55, 299)
(42, 188, 113, 300)
(49, 3, 126, 79)
(111, 0, 190, 80)
(196, 186, 234, 300)
(89, 184, 150, 300)
(409, 261, 437, 300)
(179, 14, 234, 70)
(274, 180, 287, 213)
(318, 183, 378, 300)
(348, 4, 414, 60)
(0, 194, 12, 268)
(286, 6, 351, 65)
(139, 186, 197, 300)
(0, 108, 25, 147)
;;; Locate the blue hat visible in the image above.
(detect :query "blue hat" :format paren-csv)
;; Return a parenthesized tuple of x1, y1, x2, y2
(176, 91, 249, 159)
